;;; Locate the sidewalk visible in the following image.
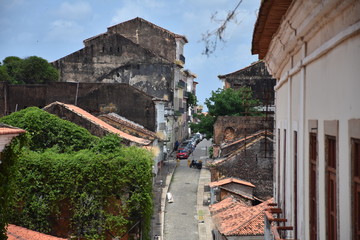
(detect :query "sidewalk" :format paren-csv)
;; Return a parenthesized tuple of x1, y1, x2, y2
(197, 165, 213, 240)
(150, 153, 176, 239)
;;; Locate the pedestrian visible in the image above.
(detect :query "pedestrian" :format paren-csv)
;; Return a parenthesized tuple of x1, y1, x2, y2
(187, 159, 191, 167)
(174, 140, 179, 151)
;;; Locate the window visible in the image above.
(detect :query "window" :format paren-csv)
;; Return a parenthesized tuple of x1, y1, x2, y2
(293, 131, 298, 239)
(283, 129, 287, 223)
(326, 136, 337, 240)
(277, 129, 281, 202)
(309, 133, 318, 240)
(352, 139, 360, 240)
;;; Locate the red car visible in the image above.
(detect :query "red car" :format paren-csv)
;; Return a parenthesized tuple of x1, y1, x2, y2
(176, 148, 190, 159)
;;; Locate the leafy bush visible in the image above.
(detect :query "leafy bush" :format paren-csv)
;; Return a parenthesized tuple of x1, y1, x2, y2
(0, 107, 99, 152)
(9, 138, 153, 239)
(0, 134, 27, 240)
(1, 109, 154, 239)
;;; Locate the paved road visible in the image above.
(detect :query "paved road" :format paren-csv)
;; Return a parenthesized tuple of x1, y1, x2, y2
(164, 139, 211, 240)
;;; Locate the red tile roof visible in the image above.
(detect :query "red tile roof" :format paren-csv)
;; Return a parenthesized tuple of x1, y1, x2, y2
(44, 102, 151, 146)
(0, 124, 26, 135)
(209, 177, 255, 188)
(99, 113, 157, 140)
(210, 196, 274, 236)
(7, 224, 66, 240)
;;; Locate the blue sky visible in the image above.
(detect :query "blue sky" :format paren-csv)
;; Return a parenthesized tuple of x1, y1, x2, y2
(0, 0, 261, 110)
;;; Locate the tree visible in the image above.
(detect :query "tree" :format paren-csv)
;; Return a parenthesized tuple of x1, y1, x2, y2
(1, 56, 23, 84)
(206, 87, 260, 116)
(186, 92, 198, 109)
(0, 56, 59, 84)
(190, 87, 261, 138)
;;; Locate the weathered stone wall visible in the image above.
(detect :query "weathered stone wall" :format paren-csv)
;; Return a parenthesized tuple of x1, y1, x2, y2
(0, 82, 7, 116)
(101, 62, 174, 100)
(220, 61, 276, 106)
(105, 18, 177, 62)
(213, 116, 274, 145)
(215, 138, 274, 200)
(7, 84, 47, 110)
(0, 82, 156, 131)
(52, 33, 176, 100)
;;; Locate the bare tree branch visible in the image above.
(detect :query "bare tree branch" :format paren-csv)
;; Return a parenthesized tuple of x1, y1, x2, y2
(201, 0, 244, 56)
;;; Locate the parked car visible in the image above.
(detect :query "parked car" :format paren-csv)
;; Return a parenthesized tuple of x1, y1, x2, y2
(179, 140, 194, 153)
(176, 147, 190, 159)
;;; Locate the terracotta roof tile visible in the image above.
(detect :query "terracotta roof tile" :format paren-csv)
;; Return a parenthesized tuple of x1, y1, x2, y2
(210, 196, 274, 236)
(44, 102, 151, 146)
(209, 177, 255, 188)
(0, 128, 26, 135)
(99, 113, 157, 140)
(0, 124, 26, 135)
(7, 224, 66, 240)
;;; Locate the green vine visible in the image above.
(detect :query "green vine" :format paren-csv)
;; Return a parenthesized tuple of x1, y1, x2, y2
(8, 136, 153, 239)
(0, 133, 28, 240)
(0, 108, 154, 240)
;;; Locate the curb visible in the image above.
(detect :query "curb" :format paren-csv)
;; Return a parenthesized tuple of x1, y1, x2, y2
(197, 166, 213, 240)
(159, 161, 177, 239)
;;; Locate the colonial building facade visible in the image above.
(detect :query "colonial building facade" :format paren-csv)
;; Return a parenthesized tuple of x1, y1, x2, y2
(252, 0, 360, 239)
(52, 17, 196, 153)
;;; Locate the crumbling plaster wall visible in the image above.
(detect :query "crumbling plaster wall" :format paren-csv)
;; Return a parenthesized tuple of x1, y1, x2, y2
(1, 82, 156, 131)
(105, 18, 177, 62)
(214, 139, 274, 200)
(52, 33, 176, 100)
(101, 62, 174, 100)
(213, 116, 273, 145)
(221, 62, 276, 106)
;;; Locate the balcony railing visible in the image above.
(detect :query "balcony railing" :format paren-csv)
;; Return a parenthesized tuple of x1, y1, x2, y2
(264, 203, 295, 240)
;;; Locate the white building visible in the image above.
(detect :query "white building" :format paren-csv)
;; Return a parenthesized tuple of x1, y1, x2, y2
(252, 0, 360, 239)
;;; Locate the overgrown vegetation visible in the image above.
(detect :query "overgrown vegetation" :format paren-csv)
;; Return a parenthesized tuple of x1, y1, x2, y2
(0, 108, 154, 239)
(190, 87, 261, 139)
(0, 134, 27, 240)
(0, 56, 59, 84)
(0, 107, 98, 152)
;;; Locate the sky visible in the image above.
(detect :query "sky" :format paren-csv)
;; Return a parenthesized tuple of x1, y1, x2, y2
(0, 0, 261, 110)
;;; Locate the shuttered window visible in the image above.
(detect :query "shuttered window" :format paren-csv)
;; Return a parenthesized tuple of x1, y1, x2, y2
(353, 139, 360, 240)
(309, 133, 317, 240)
(326, 136, 337, 240)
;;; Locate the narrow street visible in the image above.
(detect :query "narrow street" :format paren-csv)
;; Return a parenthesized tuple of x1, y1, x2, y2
(163, 139, 212, 240)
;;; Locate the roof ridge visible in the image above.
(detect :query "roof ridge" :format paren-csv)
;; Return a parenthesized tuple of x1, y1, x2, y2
(108, 17, 188, 42)
(44, 102, 151, 146)
(218, 60, 263, 79)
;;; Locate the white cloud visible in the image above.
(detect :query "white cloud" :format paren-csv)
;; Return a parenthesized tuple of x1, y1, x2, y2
(57, 1, 92, 21)
(46, 19, 84, 42)
(110, 0, 167, 25)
